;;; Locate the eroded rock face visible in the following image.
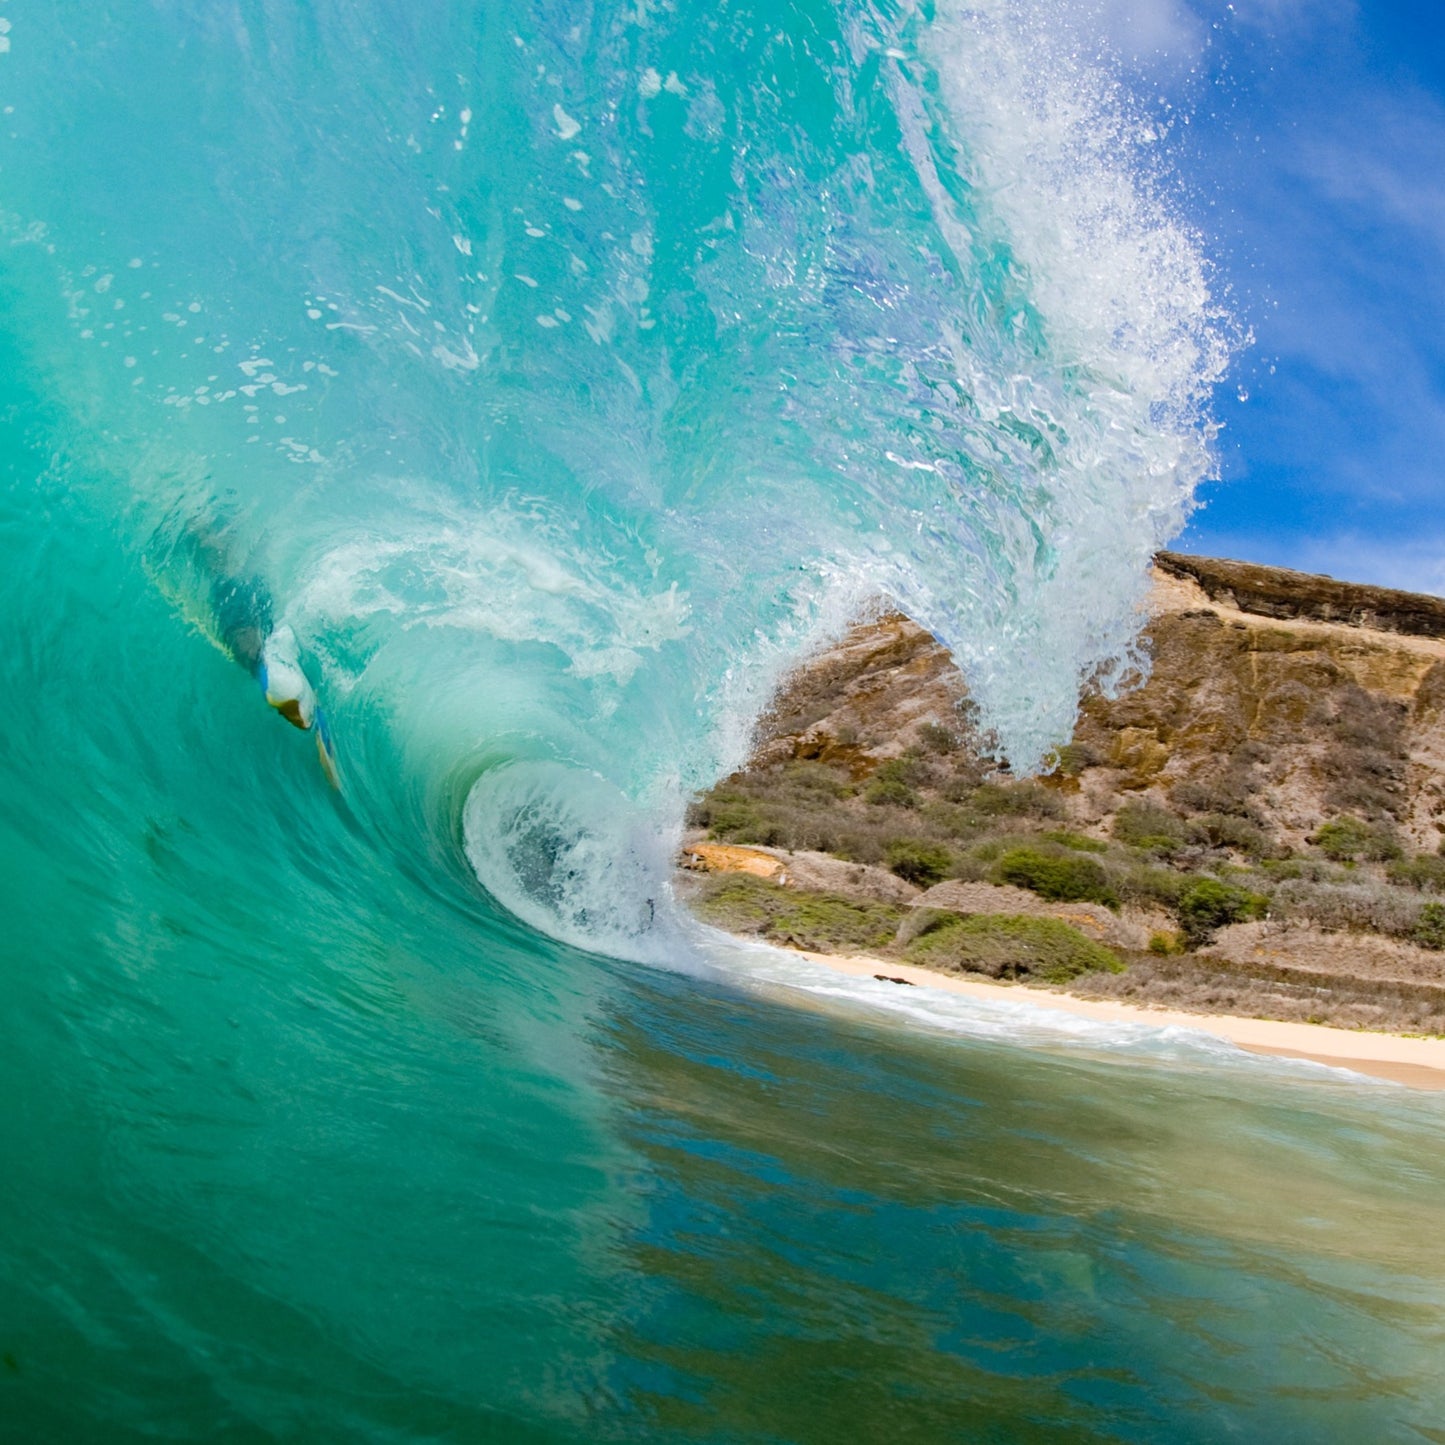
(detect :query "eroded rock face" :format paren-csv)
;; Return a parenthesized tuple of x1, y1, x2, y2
(1156, 552, 1445, 638)
(747, 613, 967, 778)
(738, 560, 1445, 853)
(1074, 573, 1445, 851)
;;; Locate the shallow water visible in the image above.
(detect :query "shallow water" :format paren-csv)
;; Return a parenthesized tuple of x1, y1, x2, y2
(2, 2, 1443, 1440)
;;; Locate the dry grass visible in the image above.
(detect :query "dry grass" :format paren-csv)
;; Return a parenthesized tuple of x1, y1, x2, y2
(1066, 953, 1445, 1036)
(1268, 878, 1424, 939)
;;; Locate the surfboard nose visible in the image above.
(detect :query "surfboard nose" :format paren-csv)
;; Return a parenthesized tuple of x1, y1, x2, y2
(272, 696, 309, 730)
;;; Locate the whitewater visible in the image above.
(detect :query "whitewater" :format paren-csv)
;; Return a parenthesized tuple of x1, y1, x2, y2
(2, 2, 1443, 1440)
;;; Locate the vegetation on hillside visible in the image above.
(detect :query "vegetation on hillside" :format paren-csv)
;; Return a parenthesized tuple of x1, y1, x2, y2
(681, 586, 1445, 1034)
(690, 874, 904, 954)
(690, 873, 1123, 986)
(904, 912, 1123, 984)
(686, 738, 1445, 957)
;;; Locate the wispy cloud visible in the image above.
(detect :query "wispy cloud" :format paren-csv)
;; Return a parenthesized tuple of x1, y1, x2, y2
(1294, 87, 1445, 264)
(1013, 0, 1207, 71)
(1229, 0, 1358, 37)
(1095, 0, 1208, 62)
(1168, 1, 1445, 587)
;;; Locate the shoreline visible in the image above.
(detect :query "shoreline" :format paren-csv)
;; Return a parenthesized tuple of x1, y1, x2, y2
(795, 950, 1445, 1090)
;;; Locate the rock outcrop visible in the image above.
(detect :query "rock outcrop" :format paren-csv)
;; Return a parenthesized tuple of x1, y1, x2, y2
(1155, 551, 1445, 638)
(741, 558, 1445, 854)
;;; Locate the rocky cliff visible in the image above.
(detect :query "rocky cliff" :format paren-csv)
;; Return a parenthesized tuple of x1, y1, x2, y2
(680, 556, 1445, 1035)
(1154, 551, 1445, 638)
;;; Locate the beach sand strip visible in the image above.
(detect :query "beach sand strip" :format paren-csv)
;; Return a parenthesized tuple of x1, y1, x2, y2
(796, 950, 1445, 1090)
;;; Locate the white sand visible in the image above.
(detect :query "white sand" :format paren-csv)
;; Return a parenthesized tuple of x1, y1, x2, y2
(798, 950, 1445, 1090)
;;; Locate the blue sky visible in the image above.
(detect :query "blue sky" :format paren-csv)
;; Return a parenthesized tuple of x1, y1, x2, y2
(1093, 0, 1445, 592)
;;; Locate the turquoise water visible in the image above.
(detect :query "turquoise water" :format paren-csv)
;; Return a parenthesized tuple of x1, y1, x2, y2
(2, 3, 1444, 1440)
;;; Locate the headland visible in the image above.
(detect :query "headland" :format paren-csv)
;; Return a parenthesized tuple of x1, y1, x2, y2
(678, 554, 1445, 1086)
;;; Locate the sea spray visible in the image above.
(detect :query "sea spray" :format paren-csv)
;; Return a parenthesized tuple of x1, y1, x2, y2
(2, 0, 1231, 785)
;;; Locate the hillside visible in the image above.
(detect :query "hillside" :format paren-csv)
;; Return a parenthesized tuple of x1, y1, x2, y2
(678, 554, 1445, 1035)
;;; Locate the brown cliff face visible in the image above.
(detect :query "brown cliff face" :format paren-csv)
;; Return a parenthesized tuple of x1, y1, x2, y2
(747, 612, 967, 778)
(741, 562, 1445, 853)
(1155, 552, 1445, 638)
(1075, 570, 1445, 852)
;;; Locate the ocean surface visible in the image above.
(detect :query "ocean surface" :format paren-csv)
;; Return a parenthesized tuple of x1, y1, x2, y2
(2, 2, 1443, 1440)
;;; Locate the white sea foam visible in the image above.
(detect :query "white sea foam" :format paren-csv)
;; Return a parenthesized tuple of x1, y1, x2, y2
(703, 932, 1390, 1087)
(289, 490, 693, 694)
(463, 760, 679, 961)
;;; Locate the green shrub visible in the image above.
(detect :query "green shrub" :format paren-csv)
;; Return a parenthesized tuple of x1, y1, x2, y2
(885, 840, 952, 888)
(703, 795, 775, 843)
(1312, 815, 1402, 862)
(1041, 830, 1108, 854)
(919, 800, 986, 839)
(940, 774, 982, 804)
(1175, 878, 1267, 947)
(1387, 855, 1445, 893)
(873, 756, 931, 787)
(1170, 774, 1258, 820)
(865, 777, 919, 808)
(916, 721, 960, 755)
(691, 763, 861, 851)
(1414, 903, 1445, 951)
(830, 831, 889, 867)
(1324, 775, 1402, 822)
(687, 762, 867, 849)
(777, 761, 857, 798)
(1312, 816, 1371, 860)
(1148, 931, 1186, 955)
(1189, 812, 1273, 858)
(905, 912, 1123, 983)
(992, 848, 1119, 908)
(1113, 800, 1187, 849)
(968, 782, 1064, 820)
(1257, 857, 1327, 882)
(1114, 864, 1190, 910)
(692, 875, 902, 954)
(1052, 742, 1099, 777)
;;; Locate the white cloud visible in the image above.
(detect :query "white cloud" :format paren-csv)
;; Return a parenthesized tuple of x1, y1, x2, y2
(1094, 0, 1207, 62)
(1210, 70, 1445, 512)
(1230, 0, 1358, 36)
(1040, 0, 1209, 72)
(1294, 88, 1445, 264)
(1272, 532, 1445, 597)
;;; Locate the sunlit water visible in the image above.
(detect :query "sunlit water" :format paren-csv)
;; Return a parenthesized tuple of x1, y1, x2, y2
(2, 2, 1442, 1440)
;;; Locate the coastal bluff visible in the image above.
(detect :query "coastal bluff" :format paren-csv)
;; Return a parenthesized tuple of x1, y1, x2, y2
(1154, 550, 1445, 638)
(680, 555, 1445, 1037)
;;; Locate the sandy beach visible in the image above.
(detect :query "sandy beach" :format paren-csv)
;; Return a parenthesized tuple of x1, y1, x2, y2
(798, 950, 1445, 1090)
